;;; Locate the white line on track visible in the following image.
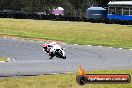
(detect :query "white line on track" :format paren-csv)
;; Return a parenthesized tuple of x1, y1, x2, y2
(87, 45, 92, 46)
(108, 47, 113, 48)
(62, 43, 66, 44)
(118, 48, 123, 50)
(97, 46, 102, 47)
(0, 61, 6, 63)
(74, 44, 78, 45)
(3, 37, 7, 39)
(12, 38, 16, 40)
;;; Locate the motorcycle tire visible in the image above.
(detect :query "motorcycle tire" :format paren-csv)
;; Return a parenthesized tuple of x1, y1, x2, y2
(49, 53, 54, 59)
(63, 56, 66, 59)
(49, 57, 53, 59)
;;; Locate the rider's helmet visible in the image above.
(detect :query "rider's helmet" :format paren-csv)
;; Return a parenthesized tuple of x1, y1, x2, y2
(42, 44, 48, 48)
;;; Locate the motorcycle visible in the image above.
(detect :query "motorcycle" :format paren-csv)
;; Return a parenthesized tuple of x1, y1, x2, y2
(42, 44, 66, 59)
(54, 48, 66, 59)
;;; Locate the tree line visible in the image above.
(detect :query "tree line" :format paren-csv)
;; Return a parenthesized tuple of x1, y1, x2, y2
(0, 0, 129, 17)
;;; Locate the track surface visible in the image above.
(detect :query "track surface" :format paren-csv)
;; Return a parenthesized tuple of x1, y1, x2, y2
(0, 37, 132, 76)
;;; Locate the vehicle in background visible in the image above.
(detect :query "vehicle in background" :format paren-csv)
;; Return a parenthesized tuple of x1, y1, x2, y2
(1, 1, 132, 25)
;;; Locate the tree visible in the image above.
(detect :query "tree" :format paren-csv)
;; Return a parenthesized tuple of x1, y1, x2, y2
(0, 0, 112, 15)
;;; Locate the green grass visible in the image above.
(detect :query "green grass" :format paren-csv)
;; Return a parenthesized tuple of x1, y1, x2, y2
(0, 57, 6, 61)
(0, 70, 131, 88)
(0, 18, 132, 48)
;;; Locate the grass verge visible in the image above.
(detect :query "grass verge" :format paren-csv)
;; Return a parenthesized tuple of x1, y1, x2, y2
(0, 70, 131, 88)
(0, 18, 132, 48)
(0, 57, 6, 61)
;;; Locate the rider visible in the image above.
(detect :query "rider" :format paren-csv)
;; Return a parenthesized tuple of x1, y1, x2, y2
(42, 42, 61, 59)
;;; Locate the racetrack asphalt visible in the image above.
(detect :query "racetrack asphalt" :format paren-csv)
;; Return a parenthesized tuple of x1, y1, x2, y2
(0, 37, 132, 76)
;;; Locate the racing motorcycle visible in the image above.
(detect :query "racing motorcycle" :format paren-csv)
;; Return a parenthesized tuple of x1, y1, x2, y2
(42, 44, 66, 59)
(54, 48, 66, 59)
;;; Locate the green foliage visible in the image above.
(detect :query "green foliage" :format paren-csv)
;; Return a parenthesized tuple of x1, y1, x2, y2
(0, 57, 6, 61)
(0, 0, 110, 16)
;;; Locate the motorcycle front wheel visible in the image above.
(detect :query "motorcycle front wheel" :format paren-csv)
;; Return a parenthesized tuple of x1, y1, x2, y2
(63, 56, 66, 59)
